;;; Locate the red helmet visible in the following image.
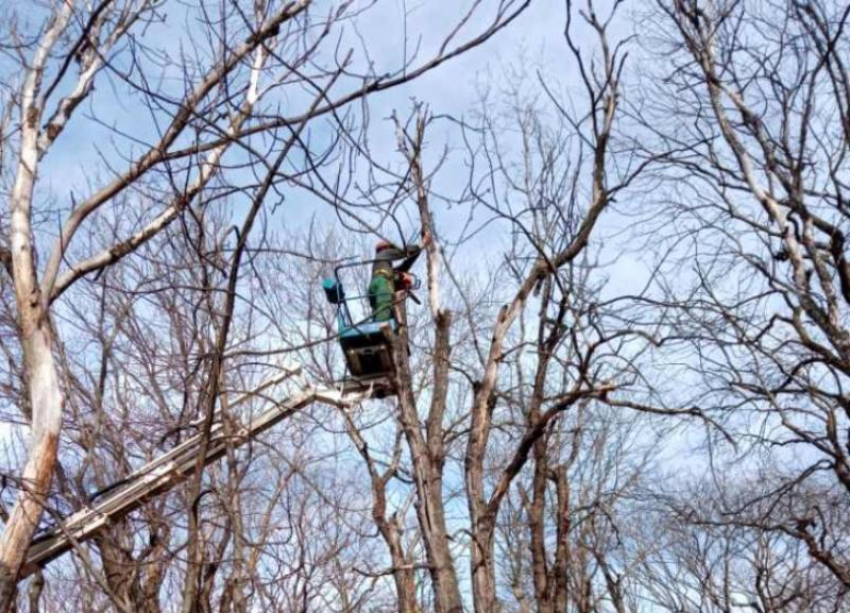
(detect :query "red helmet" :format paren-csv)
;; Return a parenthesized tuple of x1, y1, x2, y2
(375, 240, 392, 252)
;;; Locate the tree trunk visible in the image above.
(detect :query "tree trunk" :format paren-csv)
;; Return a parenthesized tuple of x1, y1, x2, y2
(468, 513, 498, 613)
(529, 439, 552, 613)
(385, 524, 418, 613)
(0, 61, 66, 609)
(391, 300, 463, 613)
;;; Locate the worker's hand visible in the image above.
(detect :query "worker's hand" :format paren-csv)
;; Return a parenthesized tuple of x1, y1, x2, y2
(399, 272, 414, 289)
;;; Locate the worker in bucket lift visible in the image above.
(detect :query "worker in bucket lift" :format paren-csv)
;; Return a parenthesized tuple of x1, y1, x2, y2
(368, 232, 431, 321)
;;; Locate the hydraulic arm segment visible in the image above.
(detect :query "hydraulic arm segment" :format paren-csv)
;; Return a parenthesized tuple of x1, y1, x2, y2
(21, 368, 392, 578)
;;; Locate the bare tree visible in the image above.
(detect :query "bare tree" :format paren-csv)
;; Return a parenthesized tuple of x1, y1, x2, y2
(307, 3, 659, 612)
(0, 0, 528, 609)
(13, 0, 850, 611)
(0, 0, 534, 606)
(635, 480, 849, 613)
(631, 0, 850, 592)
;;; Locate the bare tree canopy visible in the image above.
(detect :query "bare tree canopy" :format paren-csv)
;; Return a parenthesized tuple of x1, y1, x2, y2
(0, 0, 848, 612)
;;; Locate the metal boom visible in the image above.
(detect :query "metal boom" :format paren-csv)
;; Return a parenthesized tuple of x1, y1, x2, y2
(21, 369, 391, 578)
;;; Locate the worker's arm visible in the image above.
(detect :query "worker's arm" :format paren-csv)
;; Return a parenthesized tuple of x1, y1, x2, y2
(393, 232, 432, 272)
(376, 244, 420, 270)
(375, 233, 430, 272)
(394, 243, 422, 272)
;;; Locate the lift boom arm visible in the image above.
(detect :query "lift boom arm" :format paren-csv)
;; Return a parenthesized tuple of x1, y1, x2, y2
(21, 371, 390, 578)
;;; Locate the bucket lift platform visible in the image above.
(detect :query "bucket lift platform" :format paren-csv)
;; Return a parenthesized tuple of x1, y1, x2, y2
(339, 319, 397, 381)
(322, 260, 416, 390)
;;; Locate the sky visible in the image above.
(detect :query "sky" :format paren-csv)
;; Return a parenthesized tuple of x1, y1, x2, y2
(0, 0, 679, 482)
(24, 0, 652, 297)
(0, 0, 711, 483)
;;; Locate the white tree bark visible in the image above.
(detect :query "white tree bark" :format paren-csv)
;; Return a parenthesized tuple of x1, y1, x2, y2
(0, 3, 74, 607)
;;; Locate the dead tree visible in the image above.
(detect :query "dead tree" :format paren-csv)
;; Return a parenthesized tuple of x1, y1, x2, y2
(633, 0, 850, 592)
(0, 0, 533, 607)
(374, 3, 657, 611)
